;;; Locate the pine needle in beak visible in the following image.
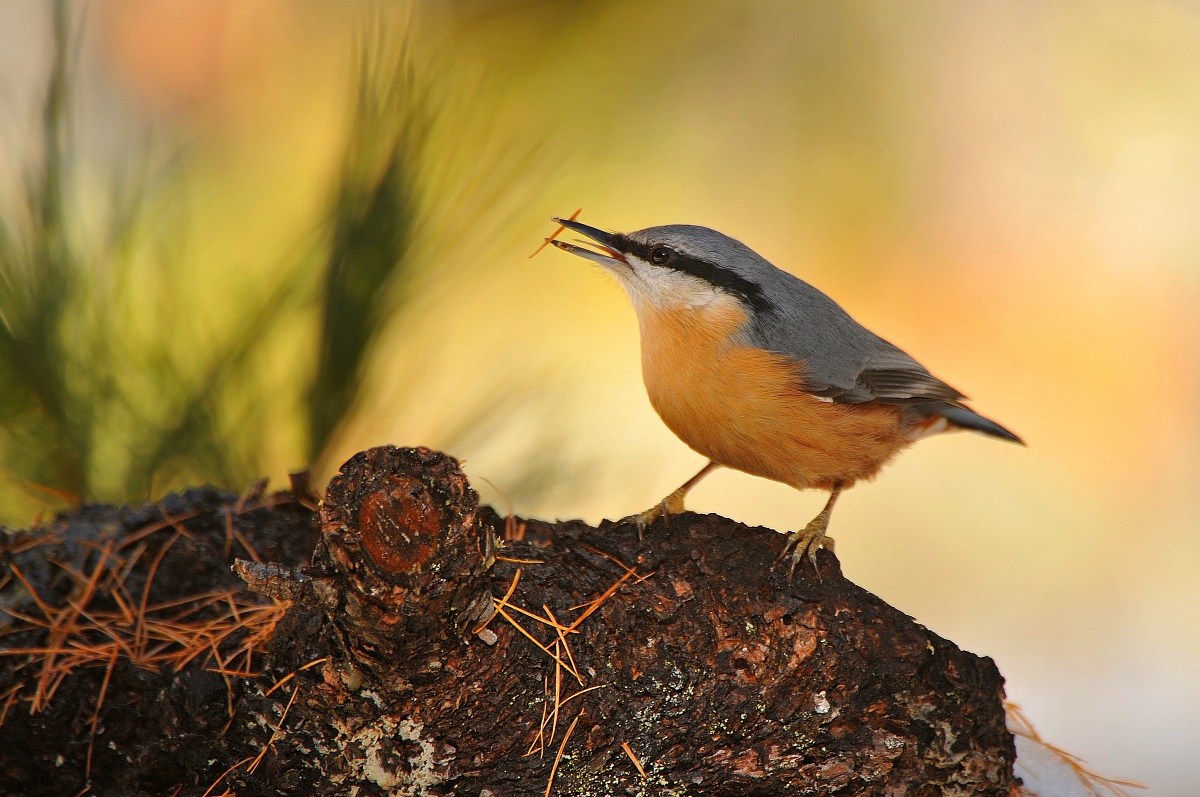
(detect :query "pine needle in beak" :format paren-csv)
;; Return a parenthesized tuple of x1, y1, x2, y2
(530, 208, 582, 258)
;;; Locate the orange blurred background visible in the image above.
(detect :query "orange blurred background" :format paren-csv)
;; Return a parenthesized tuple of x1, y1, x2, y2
(1, 1, 1197, 792)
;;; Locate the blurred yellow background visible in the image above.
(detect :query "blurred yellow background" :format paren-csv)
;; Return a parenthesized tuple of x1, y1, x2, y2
(1, 1, 1197, 793)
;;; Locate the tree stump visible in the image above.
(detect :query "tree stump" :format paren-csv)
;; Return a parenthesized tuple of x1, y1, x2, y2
(0, 445, 1015, 796)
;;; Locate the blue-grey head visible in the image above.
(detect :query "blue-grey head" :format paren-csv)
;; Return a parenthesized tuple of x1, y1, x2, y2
(550, 218, 779, 317)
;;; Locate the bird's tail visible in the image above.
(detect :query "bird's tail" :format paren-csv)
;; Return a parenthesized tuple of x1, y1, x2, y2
(933, 403, 1024, 444)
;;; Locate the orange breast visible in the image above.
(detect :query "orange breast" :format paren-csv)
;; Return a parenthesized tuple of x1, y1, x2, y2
(637, 299, 911, 490)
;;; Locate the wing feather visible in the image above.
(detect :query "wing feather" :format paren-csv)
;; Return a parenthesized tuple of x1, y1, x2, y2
(799, 344, 965, 406)
(742, 266, 967, 406)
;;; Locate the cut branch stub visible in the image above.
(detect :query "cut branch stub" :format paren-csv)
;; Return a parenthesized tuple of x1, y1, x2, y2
(312, 445, 495, 688)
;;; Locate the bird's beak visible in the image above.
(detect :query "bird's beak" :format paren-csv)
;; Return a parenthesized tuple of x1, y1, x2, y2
(548, 217, 628, 269)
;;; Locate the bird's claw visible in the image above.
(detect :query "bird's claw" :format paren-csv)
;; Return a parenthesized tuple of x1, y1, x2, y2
(623, 491, 688, 542)
(631, 510, 654, 541)
(773, 524, 836, 583)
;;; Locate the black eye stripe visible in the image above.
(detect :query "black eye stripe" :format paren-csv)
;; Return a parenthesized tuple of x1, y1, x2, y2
(611, 235, 775, 315)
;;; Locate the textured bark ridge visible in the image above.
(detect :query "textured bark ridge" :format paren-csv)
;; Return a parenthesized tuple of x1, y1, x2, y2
(0, 445, 1015, 796)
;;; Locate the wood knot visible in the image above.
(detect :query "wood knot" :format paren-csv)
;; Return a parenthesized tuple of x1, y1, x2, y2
(358, 475, 444, 576)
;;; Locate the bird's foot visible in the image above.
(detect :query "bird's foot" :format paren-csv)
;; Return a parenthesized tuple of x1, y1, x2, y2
(773, 522, 836, 583)
(623, 490, 688, 542)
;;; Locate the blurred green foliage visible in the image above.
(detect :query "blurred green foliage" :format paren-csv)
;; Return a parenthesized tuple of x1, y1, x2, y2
(311, 40, 425, 465)
(1, 3, 135, 512)
(0, 5, 447, 523)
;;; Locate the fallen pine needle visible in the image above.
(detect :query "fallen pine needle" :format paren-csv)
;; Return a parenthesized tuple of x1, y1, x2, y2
(622, 742, 648, 778)
(568, 569, 637, 631)
(504, 513, 528, 542)
(8, 563, 56, 620)
(249, 684, 301, 774)
(545, 713, 582, 797)
(2, 546, 289, 719)
(85, 648, 119, 780)
(550, 641, 562, 748)
(265, 657, 329, 697)
(500, 600, 580, 635)
(0, 684, 22, 730)
(1007, 701, 1142, 797)
(500, 567, 522, 603)
(200, 755, 254, 797)
(525, 676, 551, 759)
(577, 542, 636, 574)
(493, 605, 581, 682)
(473, 568, 522, 635)
(544, 605, 580, 682)
(116, 512, 200, 550)
(559, 683, 606, 707)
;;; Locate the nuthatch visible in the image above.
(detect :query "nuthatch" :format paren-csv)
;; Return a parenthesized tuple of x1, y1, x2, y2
(549, 217, 1022, 579)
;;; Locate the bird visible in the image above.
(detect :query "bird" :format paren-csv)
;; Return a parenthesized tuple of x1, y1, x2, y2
(548, 217, 1023, 580)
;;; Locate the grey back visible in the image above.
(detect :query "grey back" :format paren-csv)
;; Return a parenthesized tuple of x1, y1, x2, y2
(631, 225, 964, 406)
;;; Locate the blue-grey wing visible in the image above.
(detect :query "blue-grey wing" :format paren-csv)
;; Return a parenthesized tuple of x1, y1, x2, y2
(809, 341, 966, 405)
(746, 272, 966, 406)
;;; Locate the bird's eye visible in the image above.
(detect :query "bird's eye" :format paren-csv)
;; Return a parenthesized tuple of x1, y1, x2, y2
(650, 246, 672, 265)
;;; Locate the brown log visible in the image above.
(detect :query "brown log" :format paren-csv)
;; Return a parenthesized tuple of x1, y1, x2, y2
(239, 445, 1015, 796)
(0, 446, 1015, 796)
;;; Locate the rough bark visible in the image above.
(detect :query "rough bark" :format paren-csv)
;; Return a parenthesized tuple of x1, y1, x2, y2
(0, 445, 1015, 796)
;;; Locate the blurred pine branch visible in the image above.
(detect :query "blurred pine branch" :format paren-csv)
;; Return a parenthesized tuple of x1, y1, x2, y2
(309, 31, 427, 464)
(0, 4, 417, 521)
(0, 3, 277, 517)
(1, 1, 96, 505)
(0, 5, 574, 526)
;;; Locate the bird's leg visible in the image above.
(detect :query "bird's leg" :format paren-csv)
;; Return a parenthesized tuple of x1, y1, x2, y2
(774, 483, 844, 582)
(627, 462, 720, 541)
